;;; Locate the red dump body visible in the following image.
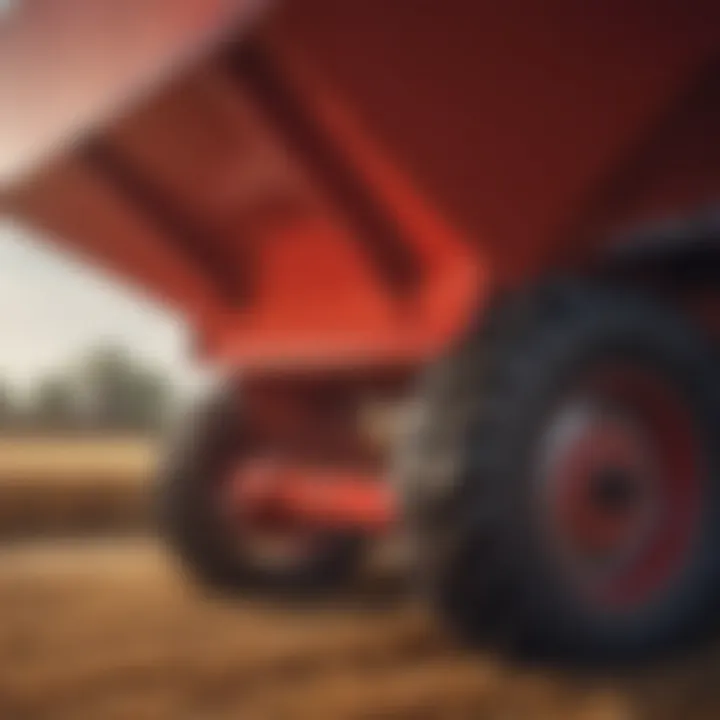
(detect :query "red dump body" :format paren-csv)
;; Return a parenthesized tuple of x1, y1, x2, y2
(3, 0, 720, 370)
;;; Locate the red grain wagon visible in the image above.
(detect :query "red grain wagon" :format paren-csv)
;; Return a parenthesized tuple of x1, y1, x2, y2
(3, 0, 720, 661)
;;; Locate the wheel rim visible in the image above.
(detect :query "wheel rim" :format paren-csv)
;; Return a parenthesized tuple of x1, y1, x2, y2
(537, 363, 704, 611)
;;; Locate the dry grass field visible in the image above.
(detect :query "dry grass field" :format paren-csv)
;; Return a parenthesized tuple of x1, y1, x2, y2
(0, 437, 154, 538)
(1, 438, 720, 719)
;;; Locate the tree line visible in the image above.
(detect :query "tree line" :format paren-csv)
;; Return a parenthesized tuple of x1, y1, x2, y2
(0, 346, 177, 435)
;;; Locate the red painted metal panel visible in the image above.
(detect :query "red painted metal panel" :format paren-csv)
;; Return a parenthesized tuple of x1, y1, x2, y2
(0, 0, 268, 186)
(7, 154, 225, 322)
(3, 0, 720, 369)
(269, 0, 720, 287)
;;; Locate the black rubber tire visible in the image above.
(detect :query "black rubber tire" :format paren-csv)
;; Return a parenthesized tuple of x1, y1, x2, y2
(156, 378, 365, 595)
(396, 280, 720, 664)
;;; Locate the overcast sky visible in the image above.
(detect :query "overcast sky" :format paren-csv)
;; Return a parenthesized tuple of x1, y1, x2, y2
(0, 220, 205, 392)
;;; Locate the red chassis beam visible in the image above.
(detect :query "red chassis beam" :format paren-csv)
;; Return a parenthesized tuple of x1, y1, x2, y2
(227, 460, 396, 533)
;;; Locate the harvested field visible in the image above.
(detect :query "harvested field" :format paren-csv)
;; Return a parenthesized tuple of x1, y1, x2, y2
(3, 539, 720, 720)
(1, 439, 720, 719)
(0, 438, 154, 538)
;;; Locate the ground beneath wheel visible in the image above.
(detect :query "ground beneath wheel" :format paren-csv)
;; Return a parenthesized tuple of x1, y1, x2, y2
(1, 539, 720, 719)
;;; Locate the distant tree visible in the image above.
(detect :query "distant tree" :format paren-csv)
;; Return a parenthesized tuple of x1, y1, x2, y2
(124, 368, 173, 433)
(30, 375, 78, 431)
(0, 380, 16, 429)
(80, 345, 174, 434)
(81, 345, 134, 431)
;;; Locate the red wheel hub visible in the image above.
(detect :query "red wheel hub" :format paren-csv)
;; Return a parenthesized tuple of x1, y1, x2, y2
(538, 364, 704, 610)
